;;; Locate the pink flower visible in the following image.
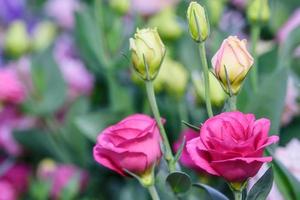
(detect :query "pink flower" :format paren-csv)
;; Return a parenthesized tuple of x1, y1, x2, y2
(58, 59, 94, 100)
(0, 158, 31, 197)
(0, 68, 26, 104)
(173, 129, 204, 172)
(37, 160, 88, 200)
(131, 0, 178, 16)
(93, 114, 162, 176)
(281, 76, 299, 126)
(45, 0, 80, 29)
(277, 9, 300, 43)
(187, 111, 279, 182)
(0, 106, 35, 155)
(0, 181, 17, 200)
(230, 0, 247, 9)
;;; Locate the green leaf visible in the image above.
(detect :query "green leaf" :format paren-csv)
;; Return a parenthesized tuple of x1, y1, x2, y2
(166, 171, 192, 194)
(24, 50, 66, 115)
(193, 183, 229, 200)
(29, 180, 51, 200)
(174, 137, 186, 163)
(60, 174, 80, 200)
(181, 120, 200, 132)
(246, 167, 274, 200)
(240, 67, 287, 134)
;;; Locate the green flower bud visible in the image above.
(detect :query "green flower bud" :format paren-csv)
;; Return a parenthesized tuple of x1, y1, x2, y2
(206, 0, 225, 26)
(32, 21, 57, 51)
(247, 0, 270, 24)
(109, 0, 130, 15)
(148, 8, 183, 40)
(187, 1, 210, 42)
(129, 28, 166, 81)
(4, 20, 30, 57)
(154, 58, 188, 99)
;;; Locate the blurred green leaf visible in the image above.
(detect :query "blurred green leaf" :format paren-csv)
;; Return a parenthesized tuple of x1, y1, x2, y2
(166, 171, 192, 194)
(24, 50, 66, 115)
(61, 174, 80, 200)
(246, 167, 273, 200)
(29, 179, 51, 200)
(193, 183, 229, 200)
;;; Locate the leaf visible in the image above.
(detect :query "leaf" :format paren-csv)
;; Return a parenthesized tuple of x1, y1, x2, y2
(181, 120, 200, 132)
(24, 50, 67, 115)
(246, 167, 274, 200)
(60, 174, 80, 200)
(193, 183, 229, 200)
(166, 171, 192, 194)
(174, 137, 186, 163)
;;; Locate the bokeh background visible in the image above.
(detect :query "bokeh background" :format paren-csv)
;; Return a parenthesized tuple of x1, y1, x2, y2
(0, 0, 300, 199)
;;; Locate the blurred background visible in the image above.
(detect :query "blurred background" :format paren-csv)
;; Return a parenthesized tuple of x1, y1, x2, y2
(0, 0, 300, 199)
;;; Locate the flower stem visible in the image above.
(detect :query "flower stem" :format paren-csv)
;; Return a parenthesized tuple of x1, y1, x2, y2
(148, 185, 160, 200)
(250, 24, 261, 93)
(234, 191, 242, 200)
(198, 42, 213, 117)
(228, 95, 237, 111)
(145, 80, 176, 172)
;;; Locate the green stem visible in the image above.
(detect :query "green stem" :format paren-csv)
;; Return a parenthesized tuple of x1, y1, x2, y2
(233, 191, 242, 200)
(198, 42, 213, 117)
(178, 99, 189, 130)
(145, 80, 176, 172)
(228, 95, 237, 111)
(148, 185, 160, 200)
(250, 25, 261, 93)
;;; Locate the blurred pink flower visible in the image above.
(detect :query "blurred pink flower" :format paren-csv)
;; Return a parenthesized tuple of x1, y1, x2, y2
(131, 0, 178, 16)
(0, 106, 35, 155)
(58, 59, 94, 100)
(277, 9, 300, 43)
(45, 0, 80, 29)
(0, 180, 17, 200)
(0, 158, 31, 197)
(38, 161, 88, 200)
(173, 129, 204, 173)
(0, 67, 26, 104)
(281, 76, 299, 126)
(230, 0, 247, 9)
(54, 36, 94, 100)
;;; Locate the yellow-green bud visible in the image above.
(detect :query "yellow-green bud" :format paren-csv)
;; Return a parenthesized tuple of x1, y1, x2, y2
(109, 0, 130, 15)
(206, 0, 225, 26)
(154, 58, 188, 99)
(148, 8, 183, 40)
(129, 28, 166, 80)
(187, 1, 210, 42)
(4, 20, 30, 57)
(32, 21, 57, 51)
(247, 0, 270, 24)
(193, 71, 227, 107)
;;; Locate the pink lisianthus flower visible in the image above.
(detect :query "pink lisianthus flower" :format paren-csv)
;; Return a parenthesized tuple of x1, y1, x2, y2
(0, 158, 31, 198)
(173, 128, 205, 173)
(45, 0, 80, 29)
(0, 106, 35, 155)
(38, 160, 89, 200)
(0, 67, 26, 105)
(131, 0, 178, 16)
(187, 111, 279, 182)
(281, 76, 299, 126)
(0, 180, 17, 200)
(93, 114, 163, 176)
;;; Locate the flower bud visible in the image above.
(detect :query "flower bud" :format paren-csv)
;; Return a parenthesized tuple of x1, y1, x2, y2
(32, 21, 57, 51)
(193, 71, 227, 106)
(206, 0, 225, 26)
(4, 20, 30, 57)
(148, 8, 183, 40)
(187, 1, 210, 42)
(211, 36, 254, 95)
(129, 28, 166, 80)
(109, 0, 130, 15)
(154, 58, 188, 98)
(247, 0, 270, 24)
